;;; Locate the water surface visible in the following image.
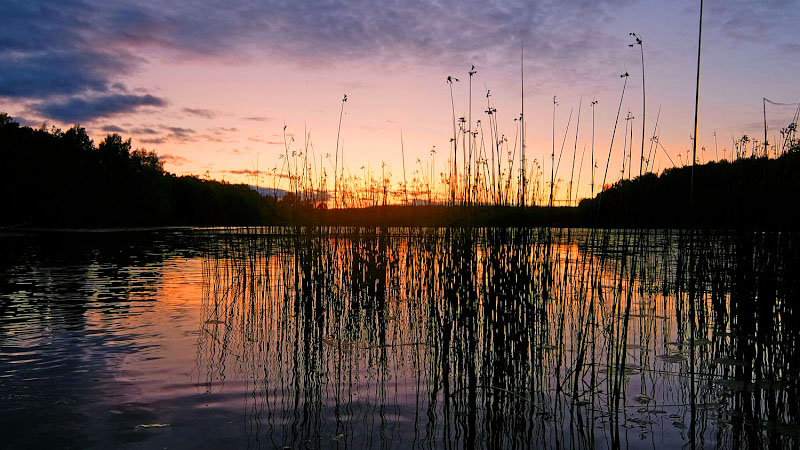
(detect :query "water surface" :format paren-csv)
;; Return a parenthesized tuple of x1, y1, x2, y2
(1, 228, 798, 449)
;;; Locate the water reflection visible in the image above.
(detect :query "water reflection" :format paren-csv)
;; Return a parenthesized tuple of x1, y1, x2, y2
(1, 228, 798, 449)
(0, 230, 203, 449)
(196, 227, 800, 449)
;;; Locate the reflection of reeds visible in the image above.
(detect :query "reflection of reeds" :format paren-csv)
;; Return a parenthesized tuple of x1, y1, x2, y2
(196, 227, 800, 449)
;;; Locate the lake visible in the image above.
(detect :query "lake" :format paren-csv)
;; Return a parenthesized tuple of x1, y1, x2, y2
(1, 227, 798, 449)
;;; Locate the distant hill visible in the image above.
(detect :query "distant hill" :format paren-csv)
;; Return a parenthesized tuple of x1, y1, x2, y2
(248, 185, 288, 198)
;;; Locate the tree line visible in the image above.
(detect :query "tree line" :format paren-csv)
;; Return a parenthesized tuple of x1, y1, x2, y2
(0, 114, 281, 227)
(578, 145, 800, 229)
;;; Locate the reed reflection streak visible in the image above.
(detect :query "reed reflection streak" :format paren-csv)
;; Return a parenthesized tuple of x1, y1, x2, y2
(196, 227, 800, 450)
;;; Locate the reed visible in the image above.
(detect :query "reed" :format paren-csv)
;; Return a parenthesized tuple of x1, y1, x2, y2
(195, 225, 800, 448)
(334, 94, 347, 208)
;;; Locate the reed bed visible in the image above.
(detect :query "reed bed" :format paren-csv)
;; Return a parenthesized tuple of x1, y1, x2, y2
(194, 226, 800, 449)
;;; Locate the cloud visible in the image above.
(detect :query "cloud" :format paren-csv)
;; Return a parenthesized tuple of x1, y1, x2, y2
(29, 93, 168, 123)
(198, 127, 238, 143)
(182, 107, 217, 118)
(131, 127, 159, 134)
(152, 126, 197, 144)
(102, 125, 126, 132)
(200, 134, 233, 143)
(0, 1, 139, 101)
(140, 136, 168, 144)
(4, 0, 798, 124)
(781, 43, 800, 54)
(704, 0, 800, 46)
(2, 0, 644, 95)
(209, 126, 237, 134)
(225, 169, 258, 176)
(158, 153, 189, 165)
(162, 126, 195, 136)
(10, 115, 41, 127)
(126, 124, 205, 145)
(0, 51, 122, 99)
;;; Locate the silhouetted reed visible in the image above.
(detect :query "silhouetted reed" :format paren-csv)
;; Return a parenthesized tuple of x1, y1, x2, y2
(194, 226, 800, 449)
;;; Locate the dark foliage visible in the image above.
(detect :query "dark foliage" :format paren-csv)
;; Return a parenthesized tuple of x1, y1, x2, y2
(579, 148, 800, 229)
(4, 112, 798, 230)
(0, 113, 281, 227)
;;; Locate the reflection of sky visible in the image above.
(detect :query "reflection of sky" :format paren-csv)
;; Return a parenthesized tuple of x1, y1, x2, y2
(1, 1, 799, 201)
(1, 228, 794, 448)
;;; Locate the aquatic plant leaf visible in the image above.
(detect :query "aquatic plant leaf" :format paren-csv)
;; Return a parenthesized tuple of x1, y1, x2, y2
(656, 354, 686, 363)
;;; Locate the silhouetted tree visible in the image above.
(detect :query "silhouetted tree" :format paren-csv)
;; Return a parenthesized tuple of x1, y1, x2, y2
(0, 114, 280, 227)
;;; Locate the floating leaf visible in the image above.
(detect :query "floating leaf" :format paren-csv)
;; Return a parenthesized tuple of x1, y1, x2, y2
(657, 354, 686, 364)
(628, 417, 654, 426)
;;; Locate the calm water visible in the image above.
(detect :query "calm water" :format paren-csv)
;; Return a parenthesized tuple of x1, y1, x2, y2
(1, 227, 798, 449)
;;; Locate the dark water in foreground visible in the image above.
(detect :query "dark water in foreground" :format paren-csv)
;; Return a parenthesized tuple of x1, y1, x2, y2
(1, 228, 798, 449)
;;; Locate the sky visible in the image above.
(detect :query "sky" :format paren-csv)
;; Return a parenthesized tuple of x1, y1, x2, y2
(2, 0, 799, 203)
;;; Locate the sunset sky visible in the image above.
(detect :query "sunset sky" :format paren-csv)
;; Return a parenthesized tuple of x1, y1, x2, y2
(2, 0, 799, 202)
